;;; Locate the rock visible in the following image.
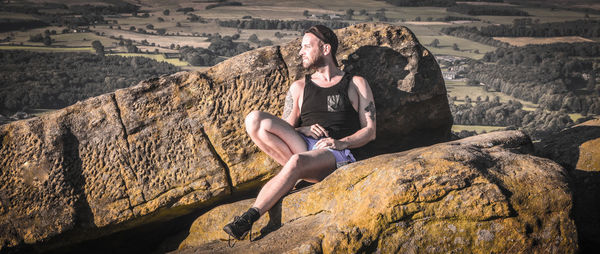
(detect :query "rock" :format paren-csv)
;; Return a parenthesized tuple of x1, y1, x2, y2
(535, 118, 600, 251)
(0, 91, 230, 251)
(178, 131, 577, 253)
(0, 23, 451, 251)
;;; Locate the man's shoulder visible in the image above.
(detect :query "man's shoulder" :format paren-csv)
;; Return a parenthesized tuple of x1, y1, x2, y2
(290, 78, 306, 90)
(349, 75, 369, 88)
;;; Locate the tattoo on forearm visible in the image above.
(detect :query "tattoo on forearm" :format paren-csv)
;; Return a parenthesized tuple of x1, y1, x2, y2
(283, 89, 293, 119)
(365, 101, 376, 122)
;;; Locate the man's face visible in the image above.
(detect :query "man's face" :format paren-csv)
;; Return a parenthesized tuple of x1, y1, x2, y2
(299, 33, 326, 69)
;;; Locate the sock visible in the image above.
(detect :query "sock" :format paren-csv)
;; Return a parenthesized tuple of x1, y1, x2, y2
(243, 207, 261, 223)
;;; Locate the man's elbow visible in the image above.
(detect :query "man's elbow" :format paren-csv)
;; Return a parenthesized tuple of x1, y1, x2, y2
(369, 128, 376, 142)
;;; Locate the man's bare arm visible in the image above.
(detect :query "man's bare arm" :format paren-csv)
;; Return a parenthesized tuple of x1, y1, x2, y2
(338, 76, 376, 149)
(281, 81, 302, 127)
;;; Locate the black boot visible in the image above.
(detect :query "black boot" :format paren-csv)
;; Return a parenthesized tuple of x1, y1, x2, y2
(223, 207, 260, 241)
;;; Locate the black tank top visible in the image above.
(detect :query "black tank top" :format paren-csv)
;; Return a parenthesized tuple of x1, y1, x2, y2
(299, 73, 361, 140)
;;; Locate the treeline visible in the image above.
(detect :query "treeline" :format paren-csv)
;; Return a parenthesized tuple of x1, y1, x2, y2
(479, 19, 600, 38)
(0, 51, 179, 114)
(447, 4, 529, 16)
(179, 47, 222, 66)
(443, 19, 600, 42)
(0, 2, 139, 31)
(0, 19, 49, 33)
(506, 0, 600, 15)
(217, 19, 349, 31)
(206, 1, 242, 9)
(384, 0, 455, 7)
(0, 2, 139, 16)
(68, 3, 140, 15)
(465, 43, 600, 115)
(178, 33, 255, 66)
(441, 26, 511, 48)
(450, 97, 574, 139)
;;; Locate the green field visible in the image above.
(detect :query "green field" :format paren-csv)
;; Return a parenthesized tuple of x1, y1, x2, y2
(445, 80, 539, 110)
(26, 109, 55, 117)
(419, 35, 496, 59)
(111, 53, 190, 66)
(452, 124, 505, 133)
(0, 45, 94, 52)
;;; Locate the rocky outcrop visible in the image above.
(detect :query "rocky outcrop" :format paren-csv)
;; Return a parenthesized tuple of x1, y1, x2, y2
(536, 118, 600, 251)
(177, 131, 577, 253)
(0, 23, 451, 251)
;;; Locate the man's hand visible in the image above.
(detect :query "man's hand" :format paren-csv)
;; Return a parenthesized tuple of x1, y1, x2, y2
(296, 124, 329, 139)
(314, 137, 348, 150)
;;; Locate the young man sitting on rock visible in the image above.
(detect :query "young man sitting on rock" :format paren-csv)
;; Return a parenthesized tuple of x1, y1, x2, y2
(223, 25, 377, 241)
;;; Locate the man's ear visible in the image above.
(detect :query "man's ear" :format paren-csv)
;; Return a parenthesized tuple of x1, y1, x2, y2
(322, 43, 331, 56)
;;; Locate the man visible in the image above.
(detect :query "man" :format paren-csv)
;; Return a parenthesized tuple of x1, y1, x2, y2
(223, 25, 376, 241)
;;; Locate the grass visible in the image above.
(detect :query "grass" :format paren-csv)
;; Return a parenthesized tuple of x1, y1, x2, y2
(51, 32, 119, 48)
(569, 113, 586, 122)
(26, 108, 55, 117)
(419, 35, 496, 59)
(493, 36, 594, 46)
(452, 124, 505, 133)
(111, 53, 190, 66)
(0, 11, 38, 20)
(445, 80, 539, 110)
(0, 45, 94, 52)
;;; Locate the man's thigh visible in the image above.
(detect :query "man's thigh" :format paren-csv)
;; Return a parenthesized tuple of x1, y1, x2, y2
(295, 149, 337, 183)
(255, 111, 307, 154)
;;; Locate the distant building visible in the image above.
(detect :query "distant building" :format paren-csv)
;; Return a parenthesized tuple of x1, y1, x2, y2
(442, 71, 458, 80)
(330, 14, 341, 20)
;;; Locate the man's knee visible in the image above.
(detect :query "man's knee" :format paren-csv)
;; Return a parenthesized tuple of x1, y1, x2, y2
(245, 110, 263, 133)
(283, 154, 308, 176)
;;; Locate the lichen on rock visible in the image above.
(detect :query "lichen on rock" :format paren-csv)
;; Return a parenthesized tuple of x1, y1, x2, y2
(178, 131, 577, 253)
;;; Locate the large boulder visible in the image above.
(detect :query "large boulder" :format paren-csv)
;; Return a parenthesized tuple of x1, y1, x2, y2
(536, 118, 600, 251)
(0, 23, 451, 251)
(177, 131, 577, 253)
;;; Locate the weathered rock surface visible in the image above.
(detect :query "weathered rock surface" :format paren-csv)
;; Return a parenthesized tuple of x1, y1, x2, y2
(0, 23, 451, 251)
(178, 131, 577, 253)
(536, 118, 600, 251)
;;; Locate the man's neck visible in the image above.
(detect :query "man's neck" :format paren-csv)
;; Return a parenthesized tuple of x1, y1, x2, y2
(313, 63, 342, 82)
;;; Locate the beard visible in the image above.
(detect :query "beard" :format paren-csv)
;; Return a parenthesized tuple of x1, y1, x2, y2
(302, 54, 326, 69)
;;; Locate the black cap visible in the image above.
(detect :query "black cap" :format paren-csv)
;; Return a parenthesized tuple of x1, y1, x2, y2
(304, 25, 339, 66)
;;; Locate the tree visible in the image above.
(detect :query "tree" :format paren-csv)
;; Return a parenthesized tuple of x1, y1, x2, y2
(467, 79, 480, 86)
(146, 24, 154, 29)
(274, 31, 284, 40)
(91, 40, 104, 55)
(430, 39, 440, 48)
(346, 9, 354, 20)
(156, 28, 166, 35)
(248, 34, 259, 43)
(163, 9, 170, 16)
(452, 43, 459, 51)
(415, 16, 421, 21)
(126, 45, 138, 53)
(43, 35, 52, 46)
(303, 10, 309, 17)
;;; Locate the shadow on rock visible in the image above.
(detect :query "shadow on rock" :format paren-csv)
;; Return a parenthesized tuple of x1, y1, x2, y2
(535, 123, 600, 253)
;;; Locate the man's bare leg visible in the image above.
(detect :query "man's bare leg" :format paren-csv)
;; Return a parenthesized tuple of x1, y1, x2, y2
(245, 110, 307, 165)
(252, 149, 336, 215)
(224, 113, 335, 240)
